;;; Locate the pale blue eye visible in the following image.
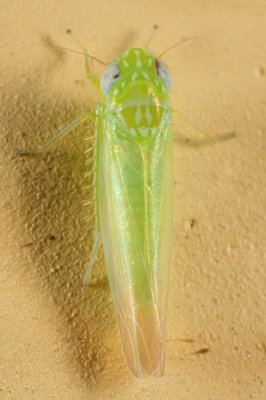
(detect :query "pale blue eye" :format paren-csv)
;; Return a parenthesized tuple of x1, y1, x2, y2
(100, 61, 121, 95)
(156, 59, 172, 90)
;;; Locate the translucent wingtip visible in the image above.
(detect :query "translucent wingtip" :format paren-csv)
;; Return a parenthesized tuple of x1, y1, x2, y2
(117, 303, 166, 380)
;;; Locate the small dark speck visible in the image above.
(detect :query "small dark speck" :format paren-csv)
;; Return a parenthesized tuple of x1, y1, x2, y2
(49, 235, 56, 240)
(74, 79, 85, 85)
(254, 66, 265, 77)
(189, 218, 196, 228)
(21, 242, 33, 248)
(184, 218, 196, 230)
(190, 348, 210, 355)
(177, 338, 195, 343)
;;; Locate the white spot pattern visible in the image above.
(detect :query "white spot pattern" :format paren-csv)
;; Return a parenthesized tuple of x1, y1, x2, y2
(145, 106, 152, 125)
(135, 50, 142, 67)
(148, 57, 153, 66)
(123, 59, 129, 68)
(135, 106, 142, 125)
(130, 128, 137, 136)
(138, 127, 149, 137)
(142, 72, 150, 80)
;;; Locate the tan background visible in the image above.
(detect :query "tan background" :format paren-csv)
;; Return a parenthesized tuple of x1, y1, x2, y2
(0, 1, 265, 399)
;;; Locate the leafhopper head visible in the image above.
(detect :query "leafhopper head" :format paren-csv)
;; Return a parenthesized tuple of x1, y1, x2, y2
(100, 48, 172, 140)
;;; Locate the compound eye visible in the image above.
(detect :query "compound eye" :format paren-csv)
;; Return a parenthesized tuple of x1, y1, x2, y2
(100, 61, 121, 95)
(155, 58, 172, 90)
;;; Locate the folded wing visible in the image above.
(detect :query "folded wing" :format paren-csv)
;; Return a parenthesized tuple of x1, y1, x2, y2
(98, 111, 173, 379)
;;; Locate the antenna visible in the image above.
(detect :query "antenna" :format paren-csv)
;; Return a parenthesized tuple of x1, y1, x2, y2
(158, 34, 207, 58)
(144, 24, 159, 49)
(56, 29, 107, 66)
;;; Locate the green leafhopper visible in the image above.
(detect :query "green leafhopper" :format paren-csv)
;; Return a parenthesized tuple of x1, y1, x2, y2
(16, 31, 231, 380)
(96, 48, 173, 379)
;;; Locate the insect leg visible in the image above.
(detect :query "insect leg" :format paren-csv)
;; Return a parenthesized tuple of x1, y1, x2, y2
(66, 30, 104, 98)
(15, 112, 95, 154)
(172, 110, 216, 140)
(173, 110, 236, 142)
(82, 103, 104, 285)
(82, 232, 101, 285)
(84, 60, 104, 99)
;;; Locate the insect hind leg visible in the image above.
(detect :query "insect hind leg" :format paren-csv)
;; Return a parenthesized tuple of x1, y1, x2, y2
(83, 232, 101, 285)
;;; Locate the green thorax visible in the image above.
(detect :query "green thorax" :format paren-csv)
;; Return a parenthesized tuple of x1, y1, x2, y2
(104, 48, 171, 140)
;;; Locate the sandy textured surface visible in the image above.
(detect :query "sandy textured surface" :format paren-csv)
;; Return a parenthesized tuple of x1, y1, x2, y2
(0, 1, 265, 399)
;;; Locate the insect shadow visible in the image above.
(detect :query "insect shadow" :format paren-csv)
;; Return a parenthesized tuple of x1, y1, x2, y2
(3, 47, 124, 389)
(42, 34, 67, 61)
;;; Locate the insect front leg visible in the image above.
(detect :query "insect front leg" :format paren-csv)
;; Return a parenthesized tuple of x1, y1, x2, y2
(15, 112, 95, 154)
(84, 59, 104, 99)
(66, 29, 104, 99)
